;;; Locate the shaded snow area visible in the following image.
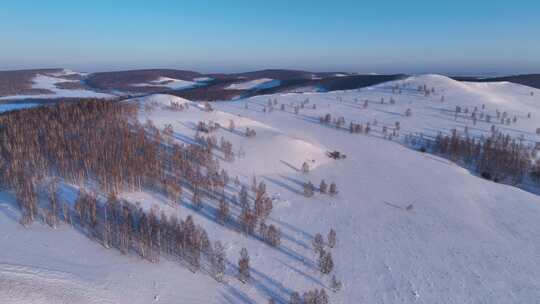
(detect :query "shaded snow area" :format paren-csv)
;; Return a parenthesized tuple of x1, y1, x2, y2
(225, 78, 281, 90)
(193, 77, 214, 82)
(2, 75, 540, 303)
(283, 86, 324, 93)
(131, 76, 201, 90)
(0, 73, 114, 100)
(0, 103, 40, 113)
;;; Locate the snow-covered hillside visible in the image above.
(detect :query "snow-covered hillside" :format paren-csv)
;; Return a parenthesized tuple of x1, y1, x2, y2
(1, 75, 540, 304)
(225, 78, 281, 91)
(132, 76, 205, 90)
(0, 71, 114, 101)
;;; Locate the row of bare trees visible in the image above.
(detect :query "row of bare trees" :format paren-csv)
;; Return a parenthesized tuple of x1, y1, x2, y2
(0, 99, 230, 277)
(405, 129, 538, 185)
(0, 99, 235, 223)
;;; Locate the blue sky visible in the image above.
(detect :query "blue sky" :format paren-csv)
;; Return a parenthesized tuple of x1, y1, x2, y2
(1, 0, 539, 74)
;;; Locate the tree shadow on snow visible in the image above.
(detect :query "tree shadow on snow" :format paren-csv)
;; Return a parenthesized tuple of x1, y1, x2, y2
(263, 176, 303, 196)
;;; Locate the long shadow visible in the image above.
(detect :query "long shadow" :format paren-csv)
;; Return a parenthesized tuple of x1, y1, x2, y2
(0, 194, 20, 222)
(182, 194, 315, 268)
(172, 131, 198, 145)
(340, 103, 362, 110)
(263, 176, 303, 196)
(222, 287, 256, 304)
(296, 113, 321, 124)
(178, 121, 199, 132)
(182, 198, 241, 232)
(277, 244, 317, 270)
(373, 108, 404, 117)
(220, 126, 247, 137)
(226, 263, 292, 304)
(226, 261, 293, 304)
(293, 115, 349, 133)
(219, 292, 239, 304)
(278, 229, 310, 250)
(269, 218, 314, 240)
(251, 267, 295, 296)
(279, 175, 306, 188)
(279, 160, 299, 172)
(275, 259, 326, 288)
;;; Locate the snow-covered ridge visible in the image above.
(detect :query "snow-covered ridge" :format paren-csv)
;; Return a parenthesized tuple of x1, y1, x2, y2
(132, 76, 213, 90)
(225, 78, 281, 90)
(132, 76, 200, 90)
(135, 93, 192, 107)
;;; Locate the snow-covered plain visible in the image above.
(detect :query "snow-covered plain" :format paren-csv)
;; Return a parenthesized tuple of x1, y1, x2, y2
(2, 75, 540, 303)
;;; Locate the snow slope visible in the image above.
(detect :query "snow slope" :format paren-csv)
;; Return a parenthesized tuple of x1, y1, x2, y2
(2, 75, 540, 303)
(0, 73, 114, 100)
(225, 78, 281, 90)
(132, 77, 200, 90)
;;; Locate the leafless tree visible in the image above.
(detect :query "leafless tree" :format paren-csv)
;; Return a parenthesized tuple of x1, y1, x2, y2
(329, 182, 338, 196)
(327, 228, 337, 248)
(211, 241, 226, 282)
(313, 233, 324, 255)
(238, 247, 250, 283)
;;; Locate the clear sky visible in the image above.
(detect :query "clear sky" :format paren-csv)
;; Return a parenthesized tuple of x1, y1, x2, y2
(1, 0, 539, 75)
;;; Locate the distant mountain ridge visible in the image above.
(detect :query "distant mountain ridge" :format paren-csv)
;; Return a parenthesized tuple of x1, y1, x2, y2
(451, 74, 540, 90)
(1, 68, 539, 101)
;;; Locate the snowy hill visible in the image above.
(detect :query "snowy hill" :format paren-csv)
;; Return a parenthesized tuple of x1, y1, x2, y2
(0, 70, 114, 101)
(225, 78, 281, 91)
(1, 75, 540, 303)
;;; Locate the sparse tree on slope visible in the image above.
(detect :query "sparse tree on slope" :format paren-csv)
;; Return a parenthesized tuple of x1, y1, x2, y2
(302, 161, 310, 174)
(330, 274, 342, 292)
(319, 250, 334, 274)
(327, 228, 337, 248)
(212, 241, 226, 282)
(329, 182, 338, 196)
(313, 233, 324, 255)
(319, 180, 327, 194)
(304, 181, 315, 197)
(238, 247, 250, 283)
(217, 195, 229, 224)
(266, 224, 282, 247)
(46, 179, 59, 228)
(289, 292, 301, 304)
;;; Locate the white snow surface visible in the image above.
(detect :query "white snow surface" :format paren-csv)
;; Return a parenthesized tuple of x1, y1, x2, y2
(132, 77, 199, 90)
(194, 77, 214, 82)
(135, 93, 192, 107)
(225, 78, 281, 90)
(2, 74, 540, 303)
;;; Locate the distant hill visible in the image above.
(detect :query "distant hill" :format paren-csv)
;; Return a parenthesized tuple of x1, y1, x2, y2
(0, 68, 63, 96)
(2, 67, 539, 101)
(82, 69, 410, 100)
(452, 74, 540, 90)
(85, 69, 203, 92)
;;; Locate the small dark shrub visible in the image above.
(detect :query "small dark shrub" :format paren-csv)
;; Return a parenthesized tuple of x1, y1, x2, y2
(481, 171, 492, 180)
